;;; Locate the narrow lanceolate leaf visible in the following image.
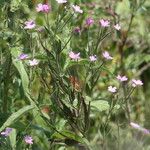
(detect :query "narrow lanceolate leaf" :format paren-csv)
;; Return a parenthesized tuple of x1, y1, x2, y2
(11, 47, 36, 106)
(11, 47, 29, 94)
(0, 105, 35, 132)
(91, 100, 110, 112)
(9, 129, 17, 150)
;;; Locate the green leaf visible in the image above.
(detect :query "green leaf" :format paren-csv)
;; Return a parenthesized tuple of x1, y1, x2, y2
(0, 105, 35, 132)
(64, 59, 89, 71)
(9, 129, 16, 150)
(11, 47, 29, 94)
(116, 0, 131, 16)
(11, 47, 36, 106)
(10, 0, 22, 12)
(52, 130, 92, 149)
(91, 100, 110, 112)
(52, 130, 84, 144)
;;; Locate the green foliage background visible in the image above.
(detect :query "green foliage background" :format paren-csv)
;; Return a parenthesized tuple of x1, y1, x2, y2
(0, 0, 150, 149)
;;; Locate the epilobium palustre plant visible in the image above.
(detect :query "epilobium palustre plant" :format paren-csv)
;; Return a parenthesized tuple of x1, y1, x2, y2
(0, 0, 149, 149)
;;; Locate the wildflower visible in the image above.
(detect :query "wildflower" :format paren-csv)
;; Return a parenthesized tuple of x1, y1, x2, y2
(24, 135, 33, 144)
(130, 122, 150, 135)
(89, 55, 97, 62)
(114, 24, 121, 30)
(108, 86, 117, 93)
(131, 79, 143, 87)
(56, 0, 67, 3)
(18, 53, 28, 60)
(99, 19, 110, 27)
(1, 128, 13, 137)
(24, 20, 36, 29)
(130, 122, 140, 129)
(36, 3, 51, 13)
(73, 27, 81, 33)
(102, 51, 113, 60)
(72, 5, 83, 13)
(36, 3, 43, 12)
(116, 75, 128, 82)
(86, 17, 94, 26)
(69, 51, 80, 61)
(29, 59, 39, 66)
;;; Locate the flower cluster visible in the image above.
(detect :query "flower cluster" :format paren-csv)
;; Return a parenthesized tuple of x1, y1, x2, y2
(24, 20, 36, 29)
(24, 135, 33, 145)
(18, 53, 29, 60)
(131, 79, 143, 87)
(99, 19, 121, 30)
(36, 3, 51, 13)
(1, 128, 34, 144)
(69, 51, 80, 61)
(86, 17, 94, 26)
(130, 122, 150, 134)
(72, 5, 83, 13)
(1, 128, 13, 136)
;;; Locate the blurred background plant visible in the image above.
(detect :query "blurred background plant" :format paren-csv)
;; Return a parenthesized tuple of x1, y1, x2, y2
(0, 0, 150, 149)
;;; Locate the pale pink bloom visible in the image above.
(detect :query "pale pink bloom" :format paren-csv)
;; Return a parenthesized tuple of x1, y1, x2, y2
(18, 53, 29, 60)
(42, 4, 51, 13)
(72, 5, 83, 13)
(86, 17, 94, 26)
(99, 19, 110, 27)
(69, 51, 80, 61)
(108, 86, 117, 93)
(24, 20, 36, 29)
(56, 0, 67, 3)
(131, 79, 143, 87)
(36, 3, 43, 12)
(24, 135, 33, 144)
(29, 59, 39, 66)
(114, 24, 121, 30)
(130, 122, 150, 135)
(36, 3, 51, 13)
(130, 122, 141, 129)
(1, 128, 13, 137)
(116, 75, 128, 82)
(102, 51, 113, 60)
(89, 55, 97, 62)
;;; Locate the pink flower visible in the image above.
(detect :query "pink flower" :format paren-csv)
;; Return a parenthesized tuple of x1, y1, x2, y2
(86, 17, 94, 26)
(108, 86, 117, 93)
(116, 75, 128, 82)
(130, 122, 150, 135)
(42, 4, 51, 13)
(114, 24, 121, 30)
(24, 135, 33, 144)
(89, 55, 97, 62)
(56, 0, 67, 3)
(99, 19, 110, 27)
(24, 20, 36, 29)
(29, 59, 39, 66)
(72, 5, 83, 13)
(36, 3, 51, 13)
(69, 51, 80, 61)
(131, 79, 143, 87)
(1, 128, 13, 137)
(18, 53, 29, 60)
(36, 3, 43, 12)
(130, 122, 141, 129)
(102, 51, 113, 60)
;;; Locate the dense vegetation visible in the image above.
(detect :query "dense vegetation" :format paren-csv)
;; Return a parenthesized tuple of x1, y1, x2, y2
(0, 0, 150, 149)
